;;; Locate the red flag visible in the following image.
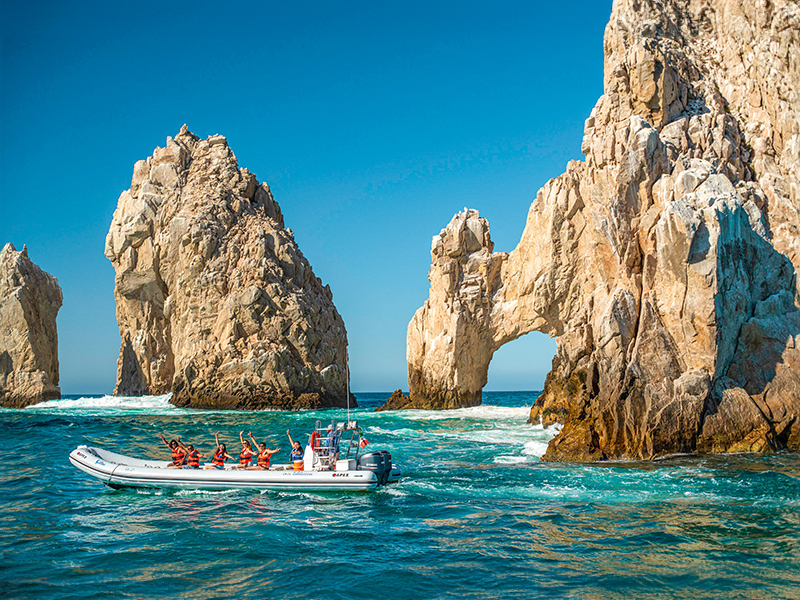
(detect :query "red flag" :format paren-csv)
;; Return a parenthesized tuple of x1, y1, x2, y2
(360, 438, 369, 448)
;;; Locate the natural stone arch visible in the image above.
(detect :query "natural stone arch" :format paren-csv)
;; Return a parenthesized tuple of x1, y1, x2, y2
(484, 330, 556, 392)
(407, 0, 800, 461)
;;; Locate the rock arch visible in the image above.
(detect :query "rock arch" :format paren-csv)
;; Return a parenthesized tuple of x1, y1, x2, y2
(485, 329, 555, 392)
(407, 0, 800, 460)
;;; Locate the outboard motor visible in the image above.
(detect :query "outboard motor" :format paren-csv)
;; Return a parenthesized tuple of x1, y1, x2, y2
(357, 451, 393, 485)
(379, 451, 392, 485)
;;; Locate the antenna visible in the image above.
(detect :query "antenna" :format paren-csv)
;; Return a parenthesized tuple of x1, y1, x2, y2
(346, 346, 350, 426)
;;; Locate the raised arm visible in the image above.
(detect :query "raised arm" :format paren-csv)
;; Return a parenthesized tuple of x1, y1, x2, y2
(158, 433, 171, 449)
(214, 431, 221, 446)
(239, 431, 246, 447)
(286, 429, 296, 446)
(249, 432, 259, 448)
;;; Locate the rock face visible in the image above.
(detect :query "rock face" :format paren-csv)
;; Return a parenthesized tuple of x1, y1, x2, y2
(407, 211, 505, 410)
(106, 126, 350, 409)
(0, 244, 62, 407)
(408, 0, 800, 460)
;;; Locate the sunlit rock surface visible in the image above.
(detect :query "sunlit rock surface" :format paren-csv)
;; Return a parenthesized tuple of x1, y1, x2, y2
(106, 127, 350, 409)
(407, 0, 800, 459)
(0, 243, 62, 407)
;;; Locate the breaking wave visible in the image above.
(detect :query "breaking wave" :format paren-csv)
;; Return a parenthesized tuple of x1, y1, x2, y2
(23, 393, 179, 415)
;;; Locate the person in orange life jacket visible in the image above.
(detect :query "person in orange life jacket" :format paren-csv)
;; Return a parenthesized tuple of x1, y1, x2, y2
(285, 430, 305, 463)
(246, 432, 280, 470)
(236, 431, 256, 468)
(159, 433, 187, 468)
(203, 432, 234, 469)
(182, 444, 207, 469)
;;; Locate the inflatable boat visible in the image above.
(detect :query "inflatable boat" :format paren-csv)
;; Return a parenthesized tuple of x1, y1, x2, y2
(69, 420, 400, 492)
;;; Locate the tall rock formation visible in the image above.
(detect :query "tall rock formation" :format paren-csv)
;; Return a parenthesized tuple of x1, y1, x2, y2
(406, 210, 505, 410)
(407, 0, 800, 460)
(0, 243, 62, 407)
(106, 126, 350, 409)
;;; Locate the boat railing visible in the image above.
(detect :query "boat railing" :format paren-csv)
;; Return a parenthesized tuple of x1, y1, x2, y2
(310, 419, 363, 469)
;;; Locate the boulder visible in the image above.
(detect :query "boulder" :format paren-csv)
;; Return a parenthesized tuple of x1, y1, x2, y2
(375, 389, 413, 411)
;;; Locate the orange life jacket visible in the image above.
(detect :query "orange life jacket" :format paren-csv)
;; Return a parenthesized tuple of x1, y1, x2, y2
(186, 450, 200, 468)
(212, 449, 225, 466)
(171, 447, 186, 466)
(240, 448, 254, 465)
(257, 449, 271, 468)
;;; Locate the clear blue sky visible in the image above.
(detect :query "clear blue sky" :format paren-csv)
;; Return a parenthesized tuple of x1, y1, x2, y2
(1, 0, 611, 394)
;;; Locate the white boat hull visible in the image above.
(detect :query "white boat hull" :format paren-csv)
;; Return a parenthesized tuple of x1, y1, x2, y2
(70, 445, 385, 491)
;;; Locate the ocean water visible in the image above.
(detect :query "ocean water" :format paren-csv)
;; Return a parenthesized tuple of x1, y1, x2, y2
(2, 391, 799, 600)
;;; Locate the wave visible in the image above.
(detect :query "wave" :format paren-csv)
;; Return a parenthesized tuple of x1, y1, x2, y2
(23, 394, 280, 415)
(24, 393, 180, 415)
(395, 404, 533, 421)
(437, 425, 555, 446)
(493, 454, 536, 464)
(523, 439, 552, 457)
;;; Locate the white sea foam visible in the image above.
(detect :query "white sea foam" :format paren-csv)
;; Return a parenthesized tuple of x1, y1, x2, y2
(174, 488, 240, 497)
(24, 393, 179, 414)
(367, 404, 561, 465)
(22, 393, 287, 415)
(493, 455, 533, 464)
(383, 485, 408, 497)
(487, 436, 553, 464)
(523, 439, 551, 458)
(400, 404, 532, 421)
(365, 426, 419, 436)
(446, 421, 558, 444)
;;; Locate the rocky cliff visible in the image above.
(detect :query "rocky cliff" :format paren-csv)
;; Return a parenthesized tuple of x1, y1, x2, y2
(106, 126, 350, 409)
(407, 0, 800, 460)
(0, 243, 62, 407)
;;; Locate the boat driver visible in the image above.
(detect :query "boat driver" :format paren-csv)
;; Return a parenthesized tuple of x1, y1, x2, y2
(324, 424, 340, 467)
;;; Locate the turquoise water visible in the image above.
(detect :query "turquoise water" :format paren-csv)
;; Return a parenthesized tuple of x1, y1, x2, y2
(2, 391, 799, 600)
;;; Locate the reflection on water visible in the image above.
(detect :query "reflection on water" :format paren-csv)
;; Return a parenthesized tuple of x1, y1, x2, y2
(1, 392, 799, 599)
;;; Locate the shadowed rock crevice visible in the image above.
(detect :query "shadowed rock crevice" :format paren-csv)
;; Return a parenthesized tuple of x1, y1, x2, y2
(407, 0, 800, 460)
(118, 337, 149, 397)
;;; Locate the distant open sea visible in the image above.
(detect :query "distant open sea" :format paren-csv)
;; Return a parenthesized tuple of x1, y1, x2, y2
(2, 391, 799, 599)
